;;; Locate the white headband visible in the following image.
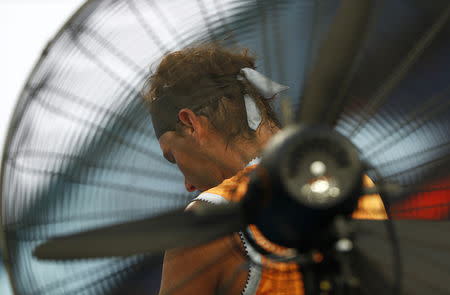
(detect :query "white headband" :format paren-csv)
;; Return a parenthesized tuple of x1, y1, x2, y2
(237, 67, 289, 130)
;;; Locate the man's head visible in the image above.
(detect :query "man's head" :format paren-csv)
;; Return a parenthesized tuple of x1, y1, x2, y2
(142, 45, 280, 191)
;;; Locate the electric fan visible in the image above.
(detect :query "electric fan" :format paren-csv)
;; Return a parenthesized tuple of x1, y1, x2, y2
(1, 0, 449, 295)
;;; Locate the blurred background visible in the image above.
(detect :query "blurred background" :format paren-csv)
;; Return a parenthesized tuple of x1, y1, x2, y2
(1, 1, 448, 294)
(0, 1, 86, 293)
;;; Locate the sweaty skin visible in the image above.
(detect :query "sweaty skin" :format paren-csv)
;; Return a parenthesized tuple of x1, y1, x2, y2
(158, 108, 275, 192)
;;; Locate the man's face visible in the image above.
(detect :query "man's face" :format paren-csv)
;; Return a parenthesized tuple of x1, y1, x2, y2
(158, 131, 226, 193)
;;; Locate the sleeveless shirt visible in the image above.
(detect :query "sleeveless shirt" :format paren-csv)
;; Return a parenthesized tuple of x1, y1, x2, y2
(192, 159, 387, 295)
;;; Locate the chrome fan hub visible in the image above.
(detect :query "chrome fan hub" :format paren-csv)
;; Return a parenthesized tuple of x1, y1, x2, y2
(245, 125, 363, 249)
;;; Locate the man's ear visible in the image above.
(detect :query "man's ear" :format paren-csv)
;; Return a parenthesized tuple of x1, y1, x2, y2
(178, 108, 203, 140)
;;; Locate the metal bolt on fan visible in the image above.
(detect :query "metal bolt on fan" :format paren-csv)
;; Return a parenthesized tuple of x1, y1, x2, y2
(1, 0, 450, 295)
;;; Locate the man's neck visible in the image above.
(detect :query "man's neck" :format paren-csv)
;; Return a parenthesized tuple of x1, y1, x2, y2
(227, 123, 280, 171)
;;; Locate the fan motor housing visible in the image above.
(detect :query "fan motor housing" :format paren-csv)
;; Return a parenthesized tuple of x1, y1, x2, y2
(244, 124, 363, 250)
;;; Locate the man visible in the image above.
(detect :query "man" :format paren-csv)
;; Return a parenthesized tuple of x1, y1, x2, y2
(143, 45, 386, 295)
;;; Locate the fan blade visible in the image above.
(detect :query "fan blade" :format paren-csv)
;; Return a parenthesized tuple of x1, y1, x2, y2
(353, 219, 450, 295)
(33, 203, 245, 260)
(296, 0, 372, 125)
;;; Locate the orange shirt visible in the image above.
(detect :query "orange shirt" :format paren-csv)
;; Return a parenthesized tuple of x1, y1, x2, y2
(193, 162, 387, 295)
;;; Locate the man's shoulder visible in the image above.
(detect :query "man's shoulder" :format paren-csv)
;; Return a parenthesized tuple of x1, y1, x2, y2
(194, 164, 259, 204)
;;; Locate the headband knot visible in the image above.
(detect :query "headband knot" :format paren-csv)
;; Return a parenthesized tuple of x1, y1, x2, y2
(238, 67, 289, 130)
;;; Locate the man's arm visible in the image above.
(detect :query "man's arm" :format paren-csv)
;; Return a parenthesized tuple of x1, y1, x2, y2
(159, 201, 248, 295)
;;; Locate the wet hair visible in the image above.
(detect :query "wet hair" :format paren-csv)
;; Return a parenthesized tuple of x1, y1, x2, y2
(142, 44, 279, 142)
